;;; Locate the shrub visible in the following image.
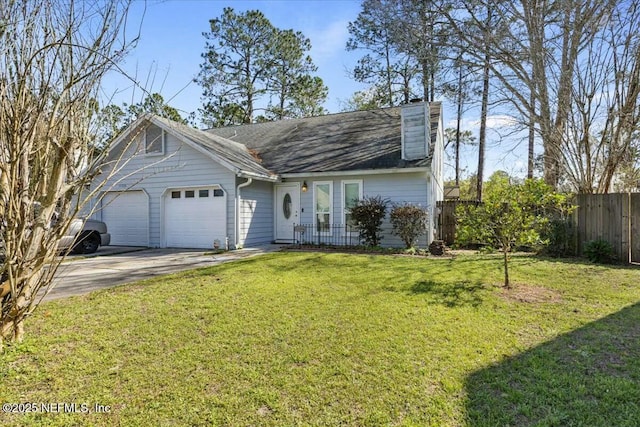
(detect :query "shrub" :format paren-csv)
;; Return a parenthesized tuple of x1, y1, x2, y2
(389, 204, 429, 248)
(350, 196, 389, 246)
(584, 239, 616, 264)
(541, 219, 576, 257)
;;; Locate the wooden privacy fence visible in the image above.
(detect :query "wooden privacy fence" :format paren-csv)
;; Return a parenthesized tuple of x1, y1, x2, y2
(574, 193, 640, 263)
(436, 200, 481, 246)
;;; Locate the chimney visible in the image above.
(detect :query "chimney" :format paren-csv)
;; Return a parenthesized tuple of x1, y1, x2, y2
(401, 100, 429, 160)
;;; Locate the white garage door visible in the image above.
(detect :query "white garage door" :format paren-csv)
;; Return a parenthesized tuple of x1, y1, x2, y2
(101, 191, 149, 246)
(164, 186, 227, 249)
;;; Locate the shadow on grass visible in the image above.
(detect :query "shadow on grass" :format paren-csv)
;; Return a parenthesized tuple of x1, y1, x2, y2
(534, 254, 640, 270)
(411, 280, 486, 308)
(465, 302, 640, 426)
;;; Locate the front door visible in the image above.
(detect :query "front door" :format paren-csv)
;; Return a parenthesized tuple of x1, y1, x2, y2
(275, 184, 300, 242)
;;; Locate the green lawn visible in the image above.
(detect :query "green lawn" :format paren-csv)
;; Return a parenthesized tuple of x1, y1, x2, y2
(1, 252, 638, 426)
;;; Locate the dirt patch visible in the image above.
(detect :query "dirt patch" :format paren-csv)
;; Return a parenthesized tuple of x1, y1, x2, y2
(257, 405, 273, 417)
(447, 249, 479, 256)
(499, 284, 563, 303)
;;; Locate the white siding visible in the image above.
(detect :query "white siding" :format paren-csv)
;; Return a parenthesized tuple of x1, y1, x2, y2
(287, 172, 431, 247)
(238, 178, 274, 246)
(95, 129, 237, 248)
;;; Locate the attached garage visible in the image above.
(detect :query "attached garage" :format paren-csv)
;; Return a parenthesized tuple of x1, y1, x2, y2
(163, 186, 227, 249)
(101, 191, 149, 246)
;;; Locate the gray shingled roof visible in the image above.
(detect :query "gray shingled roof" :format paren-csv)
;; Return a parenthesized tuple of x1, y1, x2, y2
(207, 102, 442, 174)
(112, 103, 441, 179)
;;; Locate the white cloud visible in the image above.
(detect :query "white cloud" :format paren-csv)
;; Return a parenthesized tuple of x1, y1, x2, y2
(468, 115, 518, 129)
(487, 115, 519, 128)
(308, 19, 351, 64)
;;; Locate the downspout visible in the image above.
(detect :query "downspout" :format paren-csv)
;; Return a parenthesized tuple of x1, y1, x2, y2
(426, 171, 434, 246)
(235, 177, 253, 249)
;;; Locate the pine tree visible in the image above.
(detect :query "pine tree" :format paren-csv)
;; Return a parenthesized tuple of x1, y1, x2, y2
(197, 8, 327, 127)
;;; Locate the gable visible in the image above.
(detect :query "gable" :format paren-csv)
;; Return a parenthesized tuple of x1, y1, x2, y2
(100, 127, 237, 187)
(106, 114, 277, 181)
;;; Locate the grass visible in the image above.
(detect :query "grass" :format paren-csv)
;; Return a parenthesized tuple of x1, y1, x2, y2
(0, 252, 638, 426)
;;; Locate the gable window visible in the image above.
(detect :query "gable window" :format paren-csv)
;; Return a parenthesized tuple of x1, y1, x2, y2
(342, 180, 362, 233)
(313, 181, 333, 234)
(145, 125, 164, 155)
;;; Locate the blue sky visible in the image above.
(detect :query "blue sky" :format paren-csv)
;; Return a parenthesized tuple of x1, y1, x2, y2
(102, 0, 533, 180)
(103, 0, 366, 116)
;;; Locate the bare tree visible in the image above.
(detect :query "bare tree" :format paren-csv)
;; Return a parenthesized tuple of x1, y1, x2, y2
(0, 0, 138, 350)
(445, 0, 623, 189)
(561, 1, 640, 193)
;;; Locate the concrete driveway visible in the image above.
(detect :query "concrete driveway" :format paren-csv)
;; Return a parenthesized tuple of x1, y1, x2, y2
(46, 245, 281, 302)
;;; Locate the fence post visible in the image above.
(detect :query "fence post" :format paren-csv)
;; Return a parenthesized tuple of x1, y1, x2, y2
(621, 193, 631, 264)
(632, 193, 640, 263)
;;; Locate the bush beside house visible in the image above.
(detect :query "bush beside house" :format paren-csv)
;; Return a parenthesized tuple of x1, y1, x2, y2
(350, 196, 389, 247)
(389, 204, 429, 249)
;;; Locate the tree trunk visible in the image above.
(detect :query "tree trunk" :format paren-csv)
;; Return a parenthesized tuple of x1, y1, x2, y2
(503, 246, 510, 289)
(13, 319, 24, 343)
(477, 50, 490, 201)
(528, 91, 535, 179)
(403, 68, 411, 104)
(422, 60, 430, 102)
(0, 320, 11, 347)
(455, 60, 463, 186)
(385, 40, 393, 107)
(245, 91, 253, 124)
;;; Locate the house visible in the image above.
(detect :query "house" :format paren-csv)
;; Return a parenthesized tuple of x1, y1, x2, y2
(94, 101, 444, 249)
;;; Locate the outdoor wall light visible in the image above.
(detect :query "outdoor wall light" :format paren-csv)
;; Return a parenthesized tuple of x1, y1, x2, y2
(301, 181, 308, 192)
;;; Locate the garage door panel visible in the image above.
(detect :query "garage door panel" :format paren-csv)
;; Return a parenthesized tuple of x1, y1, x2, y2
(102, 191, 149, 246)
(164, 187, 226, 249)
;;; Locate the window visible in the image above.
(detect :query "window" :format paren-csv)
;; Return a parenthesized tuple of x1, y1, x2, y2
(171, 191, 181, 199)
(145, 125, 164, 154)
(313, 181, 333, 234)
(185, 190, 195, 198)
(198, 189, 209, 198)
(342, 180, 362, 232)
(213, 189, 224, 197)
(283, 193, 292, 219)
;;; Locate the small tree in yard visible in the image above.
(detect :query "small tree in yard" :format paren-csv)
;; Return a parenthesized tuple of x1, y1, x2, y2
(0, 0, 137, 351)
(456, 173, 570, 288)
(350, 196, 389, 247)
(390, 204, 428, 249)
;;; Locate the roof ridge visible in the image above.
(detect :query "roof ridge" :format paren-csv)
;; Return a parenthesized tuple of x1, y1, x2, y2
(151, 114, 250, 151)
(204, 105, 404, 132)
